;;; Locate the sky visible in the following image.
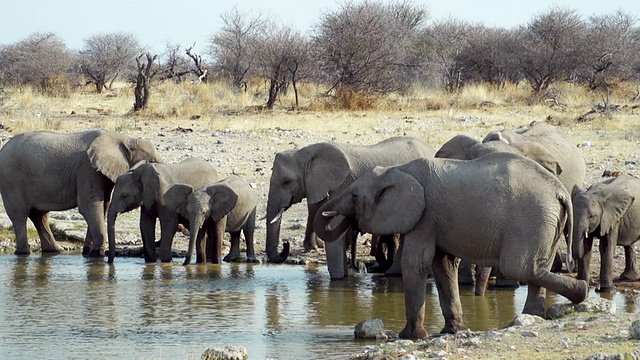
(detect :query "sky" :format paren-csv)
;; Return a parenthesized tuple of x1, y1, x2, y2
(2, 0, 639, 53)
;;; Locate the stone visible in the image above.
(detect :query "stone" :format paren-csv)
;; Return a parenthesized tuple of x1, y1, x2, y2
(630, 320, 640, 340)
(201, 346, 248, 360)
(354, 319, 388, 340)
(547, 298, 616, 319)
(511, 314, 545, 327)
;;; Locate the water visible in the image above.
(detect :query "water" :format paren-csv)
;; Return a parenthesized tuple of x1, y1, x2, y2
(0, 255, 637, 360)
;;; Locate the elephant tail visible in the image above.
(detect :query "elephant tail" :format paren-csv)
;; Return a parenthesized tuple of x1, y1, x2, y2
(558, 190, 575, 273)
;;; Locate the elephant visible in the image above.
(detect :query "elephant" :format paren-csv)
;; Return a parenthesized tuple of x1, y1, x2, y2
(265, 136, 435, 279)
(572, 174, 640, 292)
(164, 175, 257, 266)
(107, 157, 219, 263)
(316, 152, 589, 339)
(0, 129, 163, 257)
(436, 123, 585, 294)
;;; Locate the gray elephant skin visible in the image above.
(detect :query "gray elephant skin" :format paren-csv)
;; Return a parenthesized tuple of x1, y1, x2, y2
(436, 122, 585, 294)
(164, 175, 257, 266)
(317, 153, 588, 339)
(265, 136, 435, 279)
(0, 129, 163, 257)
(107, 158, 219, 263)
(572, 174, 640, 292)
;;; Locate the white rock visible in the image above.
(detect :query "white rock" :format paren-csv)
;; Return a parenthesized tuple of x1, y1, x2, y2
(354, 318, 388, 340)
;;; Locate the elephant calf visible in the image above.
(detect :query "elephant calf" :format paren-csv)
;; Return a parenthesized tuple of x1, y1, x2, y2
(107, 158, 220, 263)
(164, 175, 257, 265)
(573, 174, 640, 292)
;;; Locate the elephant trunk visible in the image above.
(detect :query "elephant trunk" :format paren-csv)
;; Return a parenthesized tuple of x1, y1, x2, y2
(313, 210, 353, 243)
(107, 206, 120, 263)
(184, 215, 204, 266)
(266, 206, 290, 263)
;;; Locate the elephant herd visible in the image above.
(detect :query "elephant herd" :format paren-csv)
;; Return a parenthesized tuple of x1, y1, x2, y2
(0, 123, 639, 340)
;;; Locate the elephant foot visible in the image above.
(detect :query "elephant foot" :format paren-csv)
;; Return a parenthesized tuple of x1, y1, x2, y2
(82, 246, 92, 257)
(160, 258, 173, 263)
(14, 249, 31, 256)
(522, 298, 546, 318)
(88, 249, 104, 258)
(399, 325, 428, 340)
(367, 263, 388, 273)
(596, 285, 615, 293)
(246, 256, 258, 263)
(182, 257, 192, 266)
(441, 321, 468, 334)
(154, 240, 161, 248)
(223, 254, 240, 262)
(619, 270, 640, 281)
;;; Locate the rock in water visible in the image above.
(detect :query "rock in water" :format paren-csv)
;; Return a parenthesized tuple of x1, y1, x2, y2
(354, 318, 388, 340)
(201, 346, 248, 360)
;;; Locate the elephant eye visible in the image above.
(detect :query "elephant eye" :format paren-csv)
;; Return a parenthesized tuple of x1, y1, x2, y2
(283, 179, 292, 186)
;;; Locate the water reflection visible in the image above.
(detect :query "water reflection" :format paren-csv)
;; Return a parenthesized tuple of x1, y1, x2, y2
(0, 255, 638, 360)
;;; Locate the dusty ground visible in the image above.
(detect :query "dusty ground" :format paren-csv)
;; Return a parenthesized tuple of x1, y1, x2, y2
(1, 107, 640, 358)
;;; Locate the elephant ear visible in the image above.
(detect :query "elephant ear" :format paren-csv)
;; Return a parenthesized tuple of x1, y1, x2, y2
(207, 185, 239, 222)
(133, 164, 160, 210)
(516, 141, 563, 176)
(600, 187, 635, 237)
(164, 184, 194, 218)
(365, 168, 426, 235)
(482, 130, 508, 144)
(298, 142, 351, 204)
(87, 132, 135, 182)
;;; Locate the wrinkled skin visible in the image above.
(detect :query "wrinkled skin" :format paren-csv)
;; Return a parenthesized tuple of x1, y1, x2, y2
(572, 175, 640, 292)
(107, 158, 219, 263)
(265, 137, 435, 279)
(317, 153, 588, 340)
(436, 123, 585, 294)
(165, 176, 257, 266)
(0, 129, 162, 257)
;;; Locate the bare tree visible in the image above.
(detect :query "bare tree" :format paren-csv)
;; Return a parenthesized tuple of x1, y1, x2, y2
(133, 52, 158, 111)
(157, 41, 191, 83)
(511, 7, 587, 95)
(79, 32, 141, 93)
(313, 0, 427, 95)
(209, 6, 267, 91)
(185, 43, 208, 83)
(0, 32, 75, 94)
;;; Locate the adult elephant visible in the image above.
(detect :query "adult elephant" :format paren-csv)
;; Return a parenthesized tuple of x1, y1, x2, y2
(265, 136, 435, 279)
(0, 129, 163, 257)
(107, 158, 219, 263)
(436, 123, 585, 294)
(164, 175, 257, 266)
(317, 153, 588, 339)
(573, 175, 640, 292)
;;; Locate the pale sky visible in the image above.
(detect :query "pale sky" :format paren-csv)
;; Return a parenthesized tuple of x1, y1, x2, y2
(1, 0, 639, 53)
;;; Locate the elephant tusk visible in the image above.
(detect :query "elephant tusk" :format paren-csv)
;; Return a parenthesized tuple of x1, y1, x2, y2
(322, 210, 339, 217)
(585, 231, 589, 239)
(269, 208, 285, 224)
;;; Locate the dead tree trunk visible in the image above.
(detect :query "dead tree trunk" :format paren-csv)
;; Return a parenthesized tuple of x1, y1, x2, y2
(133, 53, 158, 112)
(186, 43, 208, 83)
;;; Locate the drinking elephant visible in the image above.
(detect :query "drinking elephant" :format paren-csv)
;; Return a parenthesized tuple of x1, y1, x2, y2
(0, 129, 163, 257)
(164, 175, 257, 266)
(572, 174, 640, 292)
(436, 123, 585, 294)
(317, 153, 588, 339)
(107, 157, 219, 263)
(265, 136, 435, 279)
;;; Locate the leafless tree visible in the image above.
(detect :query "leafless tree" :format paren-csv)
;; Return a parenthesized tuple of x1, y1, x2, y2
(208, 6, 267, 91)
(79, 32, 141, 93)
(577, 11, 640, 93)
(133, 52, 158, 111)
(185, 43, 208, 83)
(510, 7, 588, 95)
(0, 32, 75, 94)
(313, 0, 427, 95)
(157, 41, 191, 83)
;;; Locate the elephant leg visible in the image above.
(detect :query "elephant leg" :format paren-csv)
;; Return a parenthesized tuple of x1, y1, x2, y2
(474, 266, 491, 296)
(398, 233, 435, 340)
(243, 210, 257, 263)
(140, 212, 157, 262)
(598, 233, 616, 292)
(78, 201, 107, 258)
(620, 245, 640, 281)
(432, 249, 467, 334)
(207, 221, 225, 264)
(28, 210, 62, 253)
(325, 234, 347, 280)
(347, 228, 358, 270)
(157, 215, 180, 262)
(304, 202, 324, 251)
(457, 260, 474, 285)
(577, 237, 593, 283)
(369, 235, 390, 273)
(522, 283, 546, 317)
(224, 231, 242, 262)
(385, 234, 403, 276)
(195, 228, 207, 264)
(369, 234, 379, 257)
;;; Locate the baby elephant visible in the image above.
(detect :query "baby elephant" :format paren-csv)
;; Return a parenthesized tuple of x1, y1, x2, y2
(165, 176, 257, 265)
(573, 174, 640, 292)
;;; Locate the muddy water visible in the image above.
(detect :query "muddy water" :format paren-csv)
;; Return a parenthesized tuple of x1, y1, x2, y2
(0, 255, 637, 360)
